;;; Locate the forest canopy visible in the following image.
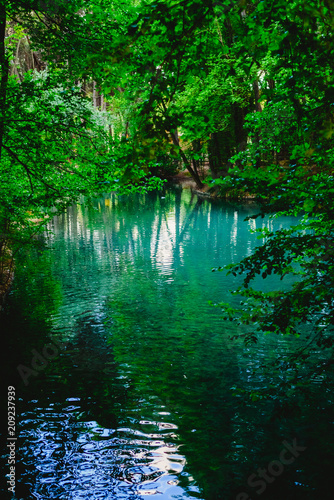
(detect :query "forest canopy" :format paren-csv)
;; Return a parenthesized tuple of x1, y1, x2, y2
(1, 0, 334, 383)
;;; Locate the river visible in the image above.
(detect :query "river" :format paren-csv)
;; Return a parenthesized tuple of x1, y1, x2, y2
(1, 185, 333, 499)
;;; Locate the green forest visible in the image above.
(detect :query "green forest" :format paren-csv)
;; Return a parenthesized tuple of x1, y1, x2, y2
(1, 0, 334, 362)
(1, 1, 334, 498)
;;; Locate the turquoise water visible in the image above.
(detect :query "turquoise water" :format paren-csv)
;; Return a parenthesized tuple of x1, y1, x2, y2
(1, 185, 333, 499)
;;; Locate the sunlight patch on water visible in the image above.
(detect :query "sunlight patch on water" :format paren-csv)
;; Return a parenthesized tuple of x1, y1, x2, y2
(19, 398, 201, 500)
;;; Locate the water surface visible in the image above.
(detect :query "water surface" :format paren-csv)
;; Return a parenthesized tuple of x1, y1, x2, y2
(2, 186, 333, 499)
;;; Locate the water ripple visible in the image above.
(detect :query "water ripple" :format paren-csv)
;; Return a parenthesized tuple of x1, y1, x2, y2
(18, 400, 196, 500)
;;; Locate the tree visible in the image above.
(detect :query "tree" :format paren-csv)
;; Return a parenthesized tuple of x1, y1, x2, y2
(210, 0, 334, 397)
(0, 0, 162, 297)
(91, 0, 246, 187)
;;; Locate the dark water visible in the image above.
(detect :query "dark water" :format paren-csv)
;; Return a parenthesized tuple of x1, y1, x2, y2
(1, 186, 334, 500)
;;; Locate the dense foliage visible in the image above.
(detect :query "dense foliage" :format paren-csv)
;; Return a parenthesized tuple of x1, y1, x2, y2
(0, 0, 162, 295)
(208, 0, 334, 385)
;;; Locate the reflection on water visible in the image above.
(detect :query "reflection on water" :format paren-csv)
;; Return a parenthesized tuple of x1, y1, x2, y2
(2, 186, 334, 499)
(19, 398, 189, 500)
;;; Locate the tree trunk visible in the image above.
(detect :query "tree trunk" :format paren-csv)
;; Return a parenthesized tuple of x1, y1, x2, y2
(170, 130, 203, 189)
(92, 81, 98, 107)
(268, 78, 275, 90)
(191, 139, 201, 179)
(252, 80, 263, 167)
(253, 79, 262, 113)
(0, 6, 9, 162)
(208, 131, 231, 178)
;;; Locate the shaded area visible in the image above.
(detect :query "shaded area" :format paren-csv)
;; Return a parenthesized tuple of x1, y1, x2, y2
(1, 186, 334, 499)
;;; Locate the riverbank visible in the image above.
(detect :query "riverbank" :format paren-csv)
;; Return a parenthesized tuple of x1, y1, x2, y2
(169, 170, 258, 201)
